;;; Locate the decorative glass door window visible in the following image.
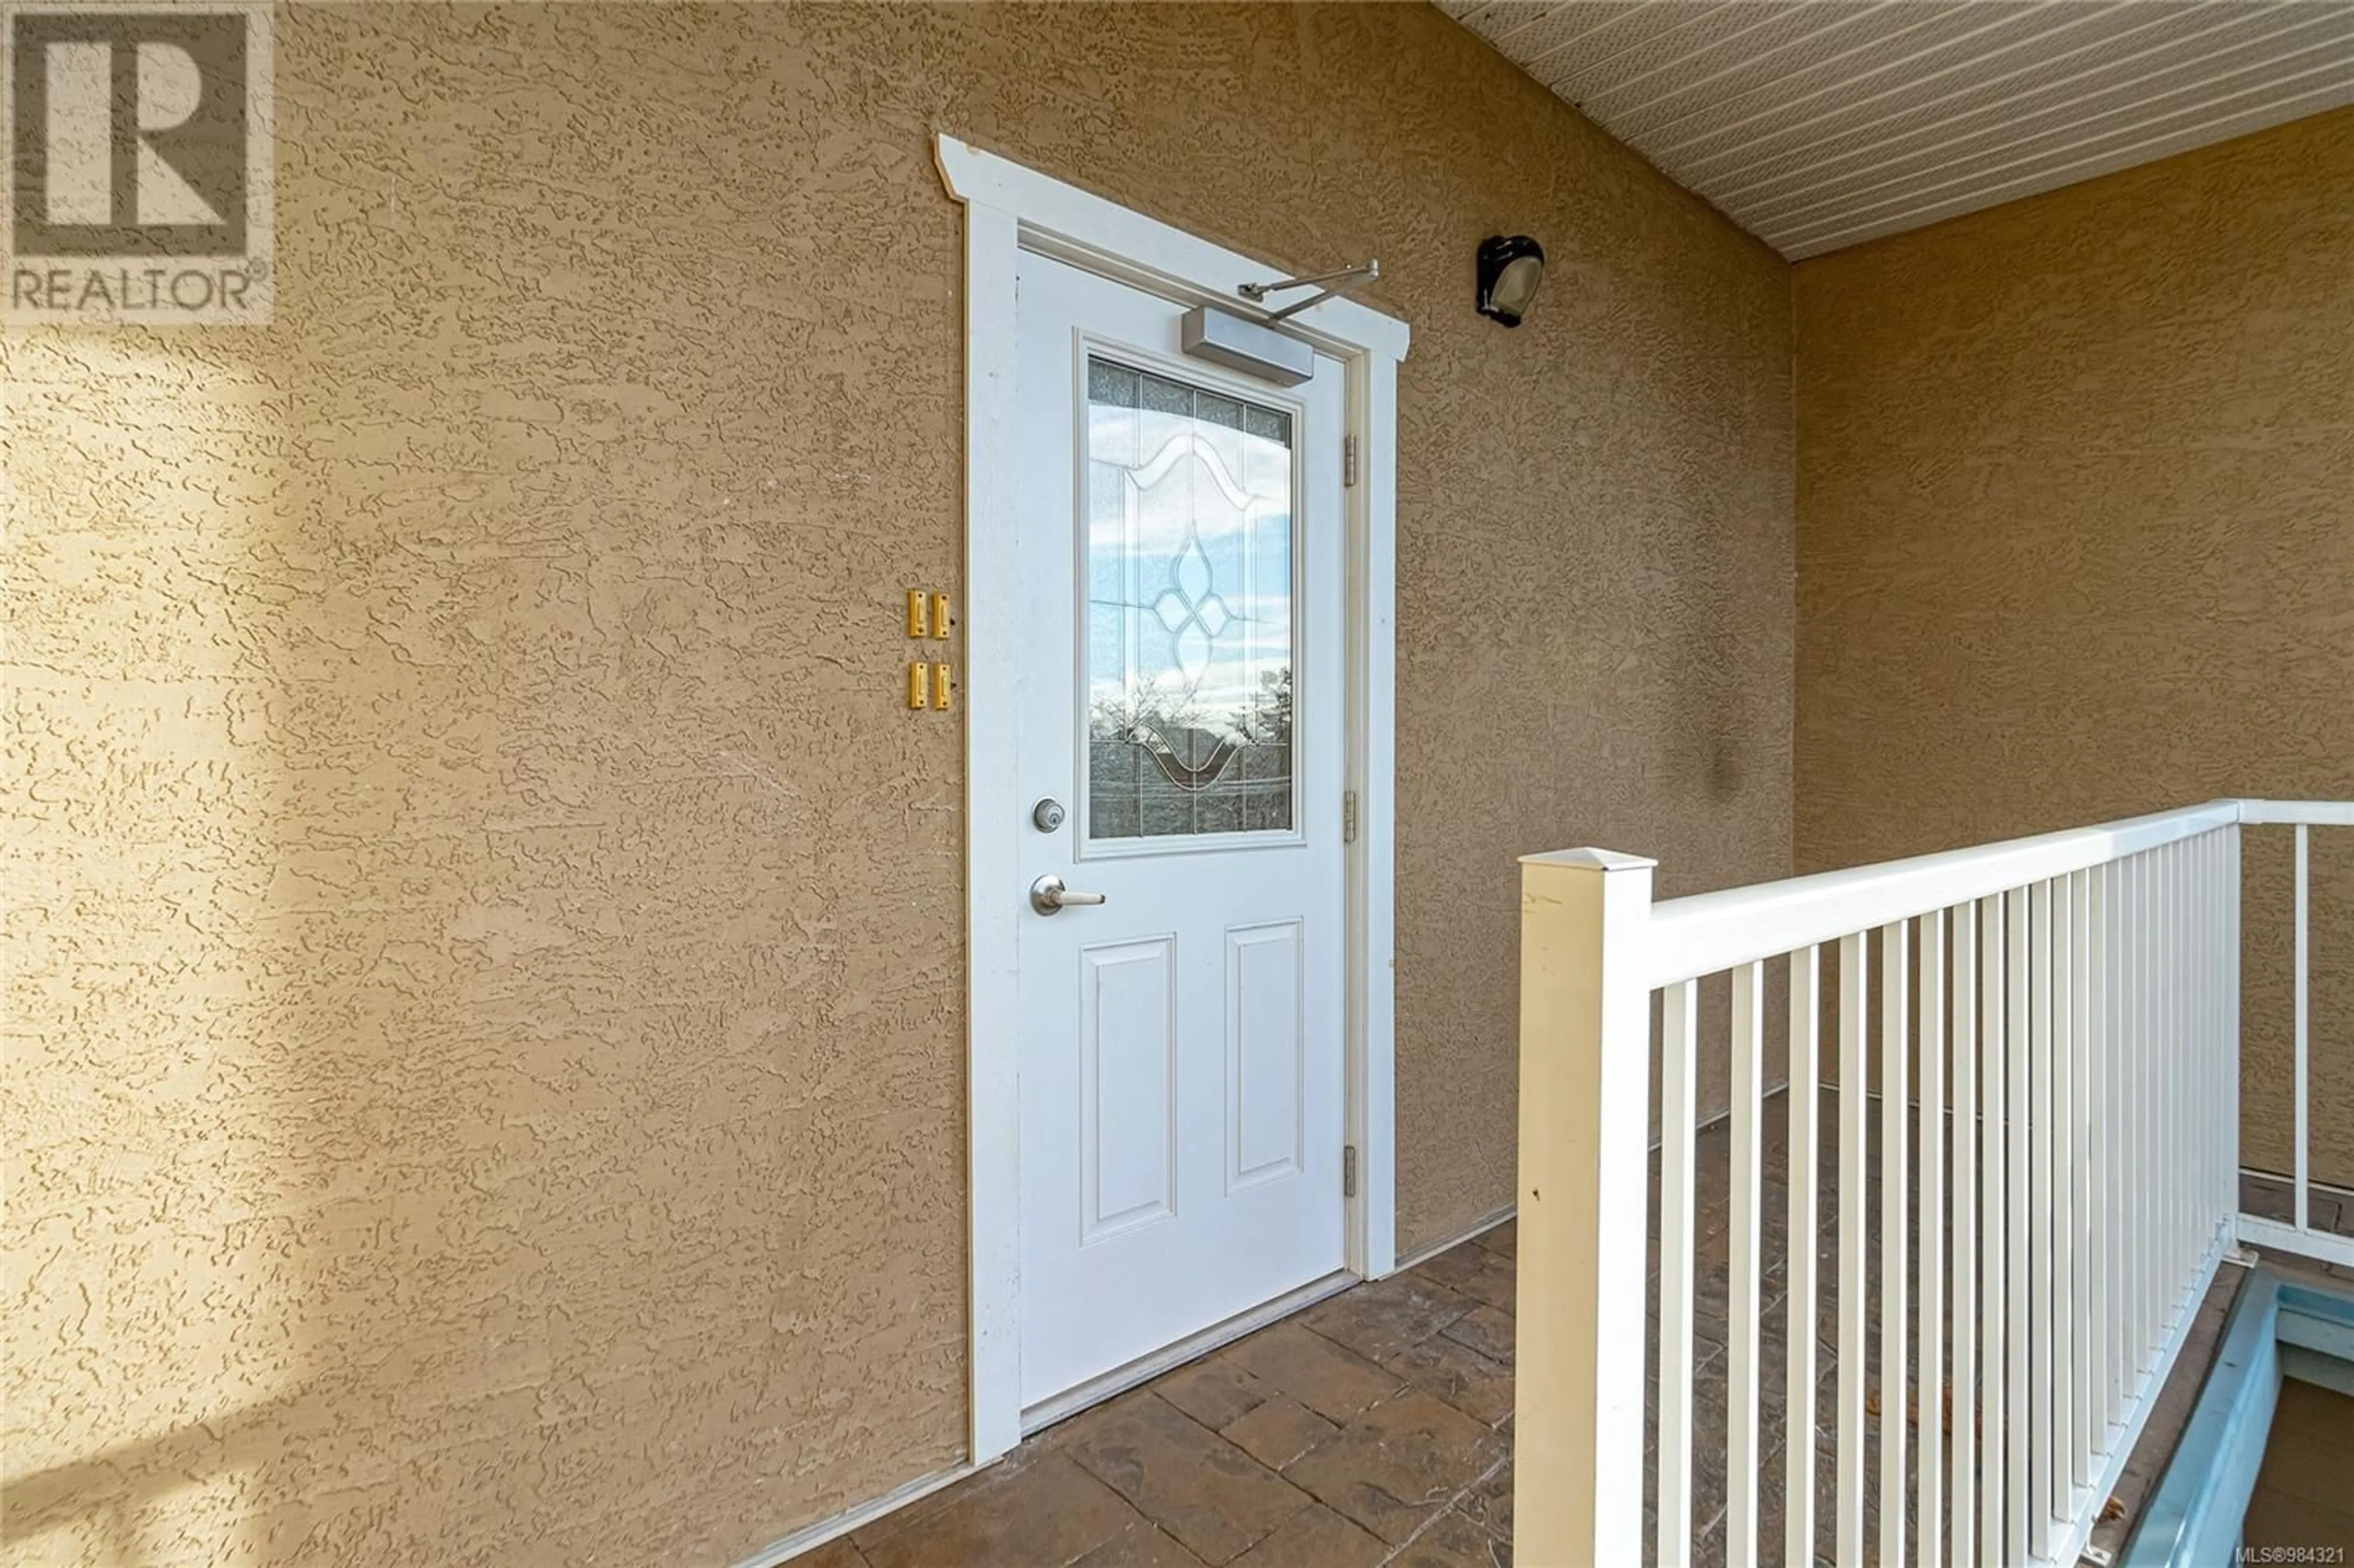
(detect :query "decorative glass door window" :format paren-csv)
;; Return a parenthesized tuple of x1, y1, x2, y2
(1084, 357, 1295, 841)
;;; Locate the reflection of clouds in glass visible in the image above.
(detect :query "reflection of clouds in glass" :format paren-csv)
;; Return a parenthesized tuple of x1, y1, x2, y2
(1085, 360, 1293, 757)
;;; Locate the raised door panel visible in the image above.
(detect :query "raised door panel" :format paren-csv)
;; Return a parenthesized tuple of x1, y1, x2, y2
(1080, 935, 1178, 1243)
(1227, 920, 1305, 1193)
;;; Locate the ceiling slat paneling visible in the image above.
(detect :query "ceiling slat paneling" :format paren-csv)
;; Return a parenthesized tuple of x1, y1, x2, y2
(1740, 8, 2350, 223)
(1721, 3, 2280, 210)
(1567, 4, 1886, 124)
(1441, 0, 2354, 258)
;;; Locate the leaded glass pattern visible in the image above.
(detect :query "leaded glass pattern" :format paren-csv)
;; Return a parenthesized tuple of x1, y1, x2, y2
(1085, 357, 1294, 841)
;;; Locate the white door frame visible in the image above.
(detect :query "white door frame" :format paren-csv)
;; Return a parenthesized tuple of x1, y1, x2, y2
(936, 134, 1407, 1464)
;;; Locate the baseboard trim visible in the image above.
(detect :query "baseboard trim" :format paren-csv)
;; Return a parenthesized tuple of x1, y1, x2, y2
(1394, 1203, 1515, 1272)
(732, 1460, 978, 1568)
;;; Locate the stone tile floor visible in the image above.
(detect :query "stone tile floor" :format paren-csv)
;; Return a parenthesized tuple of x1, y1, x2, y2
(2241, 1377, 2354, 1551)
(809, 1223, 1518, 1568)
(799, 1123, 2353, 1567)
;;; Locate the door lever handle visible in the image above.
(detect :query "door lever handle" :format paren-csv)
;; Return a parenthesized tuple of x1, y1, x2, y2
(1030, 874, 1108, 915)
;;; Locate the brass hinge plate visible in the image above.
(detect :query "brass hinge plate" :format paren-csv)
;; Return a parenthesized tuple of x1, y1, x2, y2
(1343, 1144, 1358, 1199)
(1343, 790, 1358, 844)
(1343, 433, 1358, 489)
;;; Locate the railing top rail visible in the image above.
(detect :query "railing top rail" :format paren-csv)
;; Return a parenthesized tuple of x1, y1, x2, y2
(1640, 798, 2244, 988)
(2236, 799, 2354, 826)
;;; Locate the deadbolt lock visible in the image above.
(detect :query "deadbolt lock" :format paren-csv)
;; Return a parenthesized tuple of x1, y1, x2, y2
(1032, 797, 1067, 832)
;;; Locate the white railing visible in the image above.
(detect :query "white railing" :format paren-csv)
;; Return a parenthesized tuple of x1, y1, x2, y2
(2231, 799, 2354, 1269)
(1513, 798, 2349, 1568)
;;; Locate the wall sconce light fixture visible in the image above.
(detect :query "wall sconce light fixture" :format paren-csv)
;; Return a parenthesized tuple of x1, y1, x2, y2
(1476, 234, 1545, 327)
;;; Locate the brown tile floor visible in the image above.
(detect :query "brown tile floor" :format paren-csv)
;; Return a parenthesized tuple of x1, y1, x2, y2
(803, 1105, 2339, 1567)
(2241, 1377, 2354, 1552)
(815, 1225, 1518, 1568)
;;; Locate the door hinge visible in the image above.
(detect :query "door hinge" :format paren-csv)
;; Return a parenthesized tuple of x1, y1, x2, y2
(1343, 789, 1358, 844)
(1343, 433, 1358, 489)
(1343, 1144, 1358, 1199)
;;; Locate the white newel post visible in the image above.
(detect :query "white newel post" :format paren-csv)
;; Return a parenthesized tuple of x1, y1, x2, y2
(1515, 848, 1655, 1567)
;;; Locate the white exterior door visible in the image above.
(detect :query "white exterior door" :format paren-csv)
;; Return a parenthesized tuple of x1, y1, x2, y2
(1013, 249, 1349, 1411)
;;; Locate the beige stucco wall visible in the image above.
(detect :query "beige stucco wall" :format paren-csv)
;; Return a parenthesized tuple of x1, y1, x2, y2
(1793, 108, 2354, 1185)
(4, 4, 1791, 1563)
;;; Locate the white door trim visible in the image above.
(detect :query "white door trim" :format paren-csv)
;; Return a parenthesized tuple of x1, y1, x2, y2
(936, 134, 1406, 1465)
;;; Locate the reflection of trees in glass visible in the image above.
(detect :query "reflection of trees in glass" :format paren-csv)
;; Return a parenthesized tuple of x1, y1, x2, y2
(1095, 666, 1290, 748)
(1232, 666, 1291, 746)
(1090, 674, 1205, 745)
(1094, 666, 1289, 801)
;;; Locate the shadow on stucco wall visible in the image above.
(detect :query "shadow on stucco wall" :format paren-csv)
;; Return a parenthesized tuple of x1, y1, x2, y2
(8, 7, 972, 1562)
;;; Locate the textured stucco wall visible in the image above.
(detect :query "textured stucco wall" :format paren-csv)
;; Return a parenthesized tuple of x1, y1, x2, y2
(1374, 38, 1792, 1247)
(4, 5, 1791, 1562)
(1793, 108, 2354, 1185)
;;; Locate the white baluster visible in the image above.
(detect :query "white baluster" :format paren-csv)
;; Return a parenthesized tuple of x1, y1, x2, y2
(2030, 878, 2055, 1558)
(1919, 908, 1946, 1566)
(1952, 904, 1979, 1568)
(2296, 823, 2309, 1235)
(1881, 921, 1910, 1568)
(1980, 895, 2006, 1568)
(1838, 931, 1870, 1568)
(1787, 945, 1822, 1568)
(1659, 976, 1699, 1568)
(1729, 961, 1764, 1566)
(2005, 884, 2031, 1568)
(2071, 867, 2095, 1491)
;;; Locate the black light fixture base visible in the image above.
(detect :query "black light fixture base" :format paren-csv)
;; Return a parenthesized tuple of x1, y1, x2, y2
(1476, 234, 1546, 328)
